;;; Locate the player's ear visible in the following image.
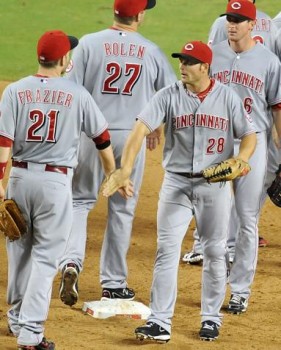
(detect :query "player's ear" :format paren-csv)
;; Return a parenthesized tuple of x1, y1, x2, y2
(249, 19, 256, 31)
(136, 10, 145, 23)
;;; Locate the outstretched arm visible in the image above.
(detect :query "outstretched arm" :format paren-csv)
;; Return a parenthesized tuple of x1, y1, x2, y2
(236, 132, 257, 162)
(103, 120, 151, 197)
(0, 146, 11, 200)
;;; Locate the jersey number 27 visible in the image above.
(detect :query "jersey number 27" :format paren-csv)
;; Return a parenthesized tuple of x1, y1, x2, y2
(102, 62, 142, 95)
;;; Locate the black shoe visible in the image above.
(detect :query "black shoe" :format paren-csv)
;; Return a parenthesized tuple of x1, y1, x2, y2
(18, 337, 55, 349)
(59, 263, 79, 306)
(227, 294, 248, 314)
(135, 322, 170, 343)
(101, 287, 135, 300)
(199, 321, 219, 341)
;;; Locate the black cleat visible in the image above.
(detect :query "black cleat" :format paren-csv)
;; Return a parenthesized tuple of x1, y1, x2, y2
(135, 322, 170, 343)
(199, 321, 219, 341)
(101, 287, 135, 300)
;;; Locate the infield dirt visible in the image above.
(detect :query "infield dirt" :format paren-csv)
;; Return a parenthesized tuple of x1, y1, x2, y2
(0, 81, 280, 350)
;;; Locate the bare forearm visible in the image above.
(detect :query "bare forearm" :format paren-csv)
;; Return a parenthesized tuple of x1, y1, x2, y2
(272, 109, 281, 140)
(98, 145, 116, 177)
(121, 120, 151, 177)
(237, 133, 257, 162)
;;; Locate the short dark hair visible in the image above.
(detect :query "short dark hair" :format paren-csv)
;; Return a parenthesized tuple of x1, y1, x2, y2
(114, 14, 136, 25)
(38, 59, 60, 68)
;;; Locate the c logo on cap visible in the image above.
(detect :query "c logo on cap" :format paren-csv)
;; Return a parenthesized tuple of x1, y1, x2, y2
(231, 2, 242, 9)
(184, 43, 194, 51)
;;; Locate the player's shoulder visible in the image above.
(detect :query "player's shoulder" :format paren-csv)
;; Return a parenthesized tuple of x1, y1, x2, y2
(2, 76, 35, 93)
(254, 41, 279, 59)
(212, 80, 242, 101)
(211, 16, 226, 27)
(79, 29, 110, 43)
(211, 39, 228, 51)
(256, 9, 272, 20)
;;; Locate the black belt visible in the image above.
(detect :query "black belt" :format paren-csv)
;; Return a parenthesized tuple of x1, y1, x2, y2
(174, 172, 203, 178)
(12, 161, 68, 175)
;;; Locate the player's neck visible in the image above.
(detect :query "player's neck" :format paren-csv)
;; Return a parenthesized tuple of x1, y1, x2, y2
(111, 21, 138, 32)
(185, 77, 212, 94)
(229, 36, 256, 54)
(37, 66, 63, 78)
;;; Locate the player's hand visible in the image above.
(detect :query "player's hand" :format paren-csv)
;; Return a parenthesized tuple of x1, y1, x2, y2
(0, 182, 5, 201)
(272, 126, 281, 149)
(102, 169, 134, 198)
(146, 126, 162, 151)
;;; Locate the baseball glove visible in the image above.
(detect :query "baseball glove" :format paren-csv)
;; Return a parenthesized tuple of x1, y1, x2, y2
(267, 164, 281, 207)
(203, 158, 251, 183)
(0, 199, 27, 241)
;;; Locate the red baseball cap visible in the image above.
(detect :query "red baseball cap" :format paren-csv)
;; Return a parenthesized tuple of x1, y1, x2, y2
(114, 0, 156, 17)
(221, 0, 256, 21)
(37, 30, 79, 62)
(171, 41, 213, 65)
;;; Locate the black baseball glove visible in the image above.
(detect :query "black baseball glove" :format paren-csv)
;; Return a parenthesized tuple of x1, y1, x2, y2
(267, 164, 281, 207)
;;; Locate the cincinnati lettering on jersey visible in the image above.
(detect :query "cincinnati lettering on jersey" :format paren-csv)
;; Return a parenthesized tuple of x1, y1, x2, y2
(172, 113, 229, 131)
(104, 42, 146, 59)
(213, 70, 264, 94)
(17, 89, 74, 107)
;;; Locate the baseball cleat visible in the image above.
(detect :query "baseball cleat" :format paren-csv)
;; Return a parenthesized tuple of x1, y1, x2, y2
(135, 322, 170, 343)
(101, 287, 135, 300)
(59, 263, 79, 306)
(199, 321, 219, 341)
(17, 337, 55, 349)
(182, 251, 203, 265)
(227, 294, 248, 314)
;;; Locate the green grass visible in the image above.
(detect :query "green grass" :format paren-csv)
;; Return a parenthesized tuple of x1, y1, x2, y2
(0, 0, 279, 80)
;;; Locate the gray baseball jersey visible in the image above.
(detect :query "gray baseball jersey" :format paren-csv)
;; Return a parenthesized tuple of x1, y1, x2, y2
(67, 29, 176, 129)
(60, 27, 176, 292)
(0, 76, 108, 167)
(0, 75, 108, 345)
(138, 79, 255, 172)
(208, 11, 278, 53)
(273, 11, 281, 29)
(211, 41, 281, 132)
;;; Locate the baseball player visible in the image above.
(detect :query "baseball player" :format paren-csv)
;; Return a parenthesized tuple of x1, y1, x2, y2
(58, 0, 177, 306)
(183, 0, 280, 264)
(208, 0, 278, 51)
(103, 41, 257, 342)
(210, 0, 281, 314)
(0, 30, 116, 350)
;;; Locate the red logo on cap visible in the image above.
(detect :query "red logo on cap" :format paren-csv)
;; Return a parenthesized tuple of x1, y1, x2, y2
(184, 43, 194, 51)
(231, 2, 242, 9)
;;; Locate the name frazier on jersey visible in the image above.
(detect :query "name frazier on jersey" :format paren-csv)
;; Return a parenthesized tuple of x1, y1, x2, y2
(104, 42, 145, 59)
(17, 89, 74, 107)
(173, 113, 229, 131)
(213, 70, 264, 94)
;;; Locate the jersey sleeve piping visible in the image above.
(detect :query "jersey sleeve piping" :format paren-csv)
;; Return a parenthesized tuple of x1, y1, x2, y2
(89, 122, 109, 140)
(136, 117, 154, 132)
